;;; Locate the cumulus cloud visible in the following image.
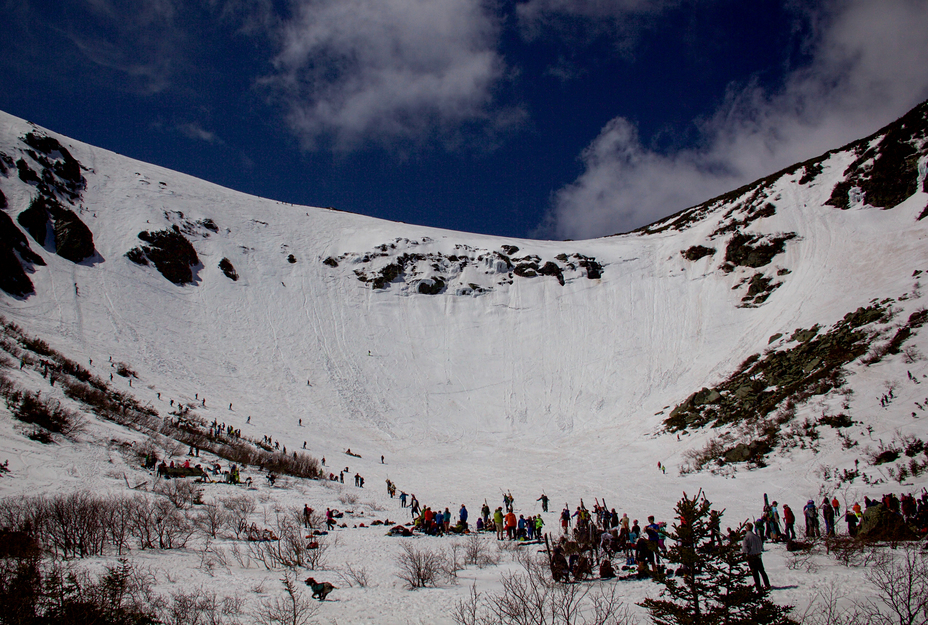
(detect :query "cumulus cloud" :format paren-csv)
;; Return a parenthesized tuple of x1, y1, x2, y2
(539, 0, 928, 240)
(264, 0, 515, 150)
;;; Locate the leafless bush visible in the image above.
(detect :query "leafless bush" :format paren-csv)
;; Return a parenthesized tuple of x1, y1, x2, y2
(151, 498, 195, 549)
(338, 491, 359, 505)
(248, 514, 321, 570)
(195, 501, 232, 538)
(304, 534, 332, 571)
(3, 388, 85, 438)
(229, 542, 253, 569)
(104, 495, 139, 556)
(159, 587, 245, 625)
(796, 582, 864, 625)
(453, 557, 638, 625)
(252, 572, 319, 625)
(222, 494, 256, 538)
(786, 544, 820, 574)
(154, 478, 203, 510)
(826, 537, 875, 568)
(463, 532, 501, 568)
(41, 491, 109, 558)
(902, 346, 924, 364)
(857, 545, 928, 625)
(395, 541, 451, 589)
(336, 562, 369, 588)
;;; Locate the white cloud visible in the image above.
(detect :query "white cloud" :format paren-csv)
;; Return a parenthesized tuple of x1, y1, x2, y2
(265, 0, 515, 150)
(540, 0, 928, 240)
(177, 122, 223, 144)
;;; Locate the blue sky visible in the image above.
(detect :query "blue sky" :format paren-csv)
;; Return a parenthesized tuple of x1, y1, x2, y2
(2, 0, 928, 240)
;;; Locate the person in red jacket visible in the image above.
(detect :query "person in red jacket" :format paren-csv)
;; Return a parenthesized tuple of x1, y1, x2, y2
(782, 504, 796, 540)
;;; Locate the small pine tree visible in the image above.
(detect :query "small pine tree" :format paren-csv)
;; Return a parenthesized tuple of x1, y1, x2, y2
(640, 490, 795, 625)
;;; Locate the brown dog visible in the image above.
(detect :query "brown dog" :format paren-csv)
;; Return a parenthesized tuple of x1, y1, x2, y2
(304, 577, 336, 601)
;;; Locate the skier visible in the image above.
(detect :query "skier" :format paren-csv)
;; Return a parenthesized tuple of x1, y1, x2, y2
(803, 500, 819, 538)
(537, 493, 549, 512)
(782, 504, 796, 540)
(821, 498, 835, 536)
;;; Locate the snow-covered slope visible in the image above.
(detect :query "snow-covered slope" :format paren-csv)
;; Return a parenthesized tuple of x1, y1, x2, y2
(2, 103, 928, 622)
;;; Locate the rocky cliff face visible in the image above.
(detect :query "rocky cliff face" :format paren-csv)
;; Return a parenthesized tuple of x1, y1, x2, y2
(0, 129, 96, 296)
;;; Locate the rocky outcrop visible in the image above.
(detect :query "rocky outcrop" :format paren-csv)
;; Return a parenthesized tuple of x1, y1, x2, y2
(331, 239, 604, 296)
(16, 195, 95, 263)
(219, 258, 239, 281)
(0, 209, 45, 297)
(127, 227, 200, 285)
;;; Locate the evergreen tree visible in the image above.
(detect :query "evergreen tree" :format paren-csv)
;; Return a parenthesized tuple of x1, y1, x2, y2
(640, 490, 795, 625)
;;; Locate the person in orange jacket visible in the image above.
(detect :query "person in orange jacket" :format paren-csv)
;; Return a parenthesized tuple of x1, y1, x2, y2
(504, 509, 517, 540)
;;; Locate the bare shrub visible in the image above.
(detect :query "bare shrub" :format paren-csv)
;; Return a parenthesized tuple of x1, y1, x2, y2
(395, 541, 447, 589)
(304, 534, 332, 571)
(103, 495, 139, 556)
(857, 545, 928, 625)
(336, 562, 369, 588)
(786, 544, 820, 574)
(41, 492, 108, 558)
(151, 498, 195, 549)
(463, 532, 501, 568)
(902, 346, 924, 364)
(154, 478, 203, 510)
(159, 586, 245, 625)
(223, 494, 256, 538)
(796, 581, 864, 625)
(3, 389, 85, 437)
(453, 557, 638, 625)
(338, 491, 359, 505)
(195, 501, 232, 538)
(252, 572, 319, 625)
(248, 514, 321, 570)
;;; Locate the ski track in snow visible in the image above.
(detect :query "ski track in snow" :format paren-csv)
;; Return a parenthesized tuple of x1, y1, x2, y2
(1, 110, 928, 622)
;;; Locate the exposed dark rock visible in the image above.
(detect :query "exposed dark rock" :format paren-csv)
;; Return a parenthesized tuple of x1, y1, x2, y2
(53, 209, 95, 263)
(538, 261, 565, 285)
(665, 303, 892, 440)
(0, 210, 45, 296)
(513, 263, 538, 277)
(16, 195, 95, 262)
(578, 256, 602, 279)
(740, 273, 781, 307)
(127, 227, 200, 285)
(681, 245, 715, 262)
(826, 101, 927, 210)
(331, 239, 604, 293)
(0, 152, 10, 176)
(219, 258, 239, 281)
(17, 196, 52, 245)
(16, 159, 39, 184)
(724, 232, 796, 270)
(417, 277, 445, 295)
(372, 262, 403, 289)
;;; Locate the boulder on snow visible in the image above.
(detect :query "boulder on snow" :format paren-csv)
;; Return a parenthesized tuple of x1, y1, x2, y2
(127, 227, 200, 285)
(857, 504, 919, 542)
